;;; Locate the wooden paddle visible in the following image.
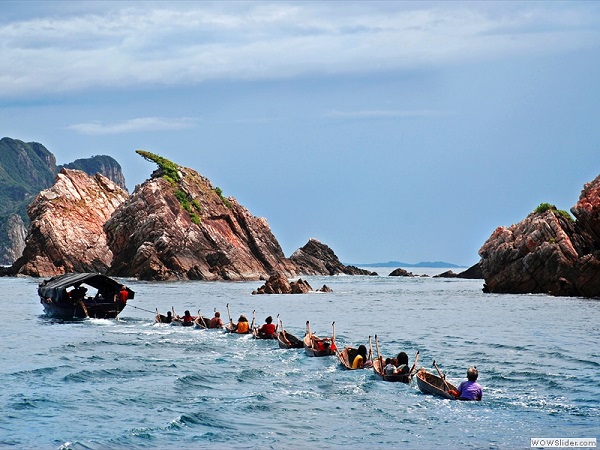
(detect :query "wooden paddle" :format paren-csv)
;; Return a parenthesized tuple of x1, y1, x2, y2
(433, 360, 451, 393)
(195, 309, 206, 329)
(279, 318, 290, 345)
(409, 351, 420, 376)
(156, 308, 161, 323)
(226, 303, 232, 323)
(332, 321, 340, 357)
(79, 300, 89, 318)
(374, 334, 384, 375)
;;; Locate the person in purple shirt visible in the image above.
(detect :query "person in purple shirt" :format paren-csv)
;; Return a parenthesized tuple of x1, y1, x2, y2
(456, 366, 483, 401)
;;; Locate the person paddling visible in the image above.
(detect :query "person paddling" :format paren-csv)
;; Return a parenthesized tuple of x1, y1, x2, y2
(451, 366, 483, 401)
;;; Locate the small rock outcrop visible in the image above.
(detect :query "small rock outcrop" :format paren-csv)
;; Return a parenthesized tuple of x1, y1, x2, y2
(290, 238, 376, 276)
(478, 175, 600, 297)
(12, 169, 129, 277)
(105, 151, 298, 281)
(252, 273, 314, 294)
(389, 268, 415, 277)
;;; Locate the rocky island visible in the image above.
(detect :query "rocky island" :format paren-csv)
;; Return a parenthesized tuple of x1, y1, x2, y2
(6, 149, 365, 282)
(478, 174, 600, 297)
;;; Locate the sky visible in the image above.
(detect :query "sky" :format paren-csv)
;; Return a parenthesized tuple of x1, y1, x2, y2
(2, 1, 600, 267)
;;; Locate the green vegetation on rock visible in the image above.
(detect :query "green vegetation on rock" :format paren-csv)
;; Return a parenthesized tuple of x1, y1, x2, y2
(136, 150, 181, 183)
(534, 202, 574, 222)
(215, 187, 232, 209)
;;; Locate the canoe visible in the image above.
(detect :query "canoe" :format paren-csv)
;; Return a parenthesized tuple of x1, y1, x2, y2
(372, 357, 412, 383)
(277, 330, 304, 349)
(415, 369, 458, 400)
(303, 333, 335, 357)
(337, 346, 372, 370)
(225, 322, 251, 334)
(38, 272, 133, 319)
(253, 328, 278, 340)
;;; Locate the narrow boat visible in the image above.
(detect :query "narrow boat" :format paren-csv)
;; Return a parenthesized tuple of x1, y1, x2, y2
(303, 321, 336, 357)
(38, 272, 134, 319)
(224, 304, 252, 334)
(337, 344, 372, 370)
(416, 368, 458, 400)
(277, 330, 304, 349)
(372, 357, 412, 383)
(371, 336, 419, 382)
(252, 313, 278, 339)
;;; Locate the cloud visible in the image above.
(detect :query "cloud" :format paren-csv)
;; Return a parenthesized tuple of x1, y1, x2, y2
(1, 2, 599, 97)
(67, 116, 196, 135)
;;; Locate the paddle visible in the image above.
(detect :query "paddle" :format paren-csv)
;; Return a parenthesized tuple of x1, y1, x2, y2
(409, 351, 420, 377)
(195, 309, 206, 329)
(251, 309, 256, 332)
(433, 360, 451, 393)
(374, 334, 384, 376)
(368, 335, 374, 363)
(79, 300, 89, 318)
(226, 303, 232, 324)
(331, 321, 342, 358)
(279, 318, 291, 345)
(156, 308, 161, 323)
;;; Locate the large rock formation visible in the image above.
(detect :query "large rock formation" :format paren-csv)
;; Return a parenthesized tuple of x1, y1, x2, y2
(61, 155, 127, 191)
(12, 169, 129, 277)
(290, 238, 376, 276)
(479, 175, 600, 297)
(0, 137, 127, 265)
(104, 151, 298, 281)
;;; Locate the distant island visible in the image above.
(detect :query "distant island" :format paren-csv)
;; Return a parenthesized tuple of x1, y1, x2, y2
(349, 261, 465, 268)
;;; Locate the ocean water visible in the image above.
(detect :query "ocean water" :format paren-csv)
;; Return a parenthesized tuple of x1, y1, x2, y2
(1, 269, 598, 449)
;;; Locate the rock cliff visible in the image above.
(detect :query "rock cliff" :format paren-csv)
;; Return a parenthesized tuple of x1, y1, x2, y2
(478, 175, 600, 297)
(12, 169, 129, 277)
(0, 137, 128, 265)
(290, 238, 376, 276)
(104, 151, 298, 281)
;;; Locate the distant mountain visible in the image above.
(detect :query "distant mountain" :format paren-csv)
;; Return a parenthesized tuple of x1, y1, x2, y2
(0, 137, 127, 265)
(350, 261, 465, 268)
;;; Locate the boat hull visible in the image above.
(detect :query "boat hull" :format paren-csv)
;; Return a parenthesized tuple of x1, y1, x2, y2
(416, 370, 458, 400)
(41, 299, 125, 319)
(303, 334, 335, 357)
(277, 331, 304, 349)
(372, 358, 411, 383)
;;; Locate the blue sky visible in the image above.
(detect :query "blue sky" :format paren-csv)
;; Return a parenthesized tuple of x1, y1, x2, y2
(2, 1, 600, 267)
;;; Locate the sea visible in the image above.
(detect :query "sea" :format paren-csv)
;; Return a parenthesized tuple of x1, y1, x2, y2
(1, 268, 599, 450)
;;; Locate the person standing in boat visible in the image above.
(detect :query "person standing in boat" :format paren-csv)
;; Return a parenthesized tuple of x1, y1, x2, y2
(234, 314, 250, 333)
(210, 311, 223, 329)
(453, 367, 483, 401)
(257, 316, 277, 338)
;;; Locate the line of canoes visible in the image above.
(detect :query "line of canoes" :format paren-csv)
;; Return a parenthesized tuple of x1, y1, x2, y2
(154, 303, 464, 401)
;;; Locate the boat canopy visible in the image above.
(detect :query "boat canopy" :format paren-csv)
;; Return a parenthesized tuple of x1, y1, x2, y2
(38, 273, 134, 301)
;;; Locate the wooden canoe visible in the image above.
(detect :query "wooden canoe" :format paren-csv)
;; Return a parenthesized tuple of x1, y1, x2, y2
(337, 346, 372, 370)
(415, 369, 458, 400)
(372, 357, 412, 383)
(277, 330, 304, 349)
(252, 328, 278, 340)
(303, 333, 335, 357)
